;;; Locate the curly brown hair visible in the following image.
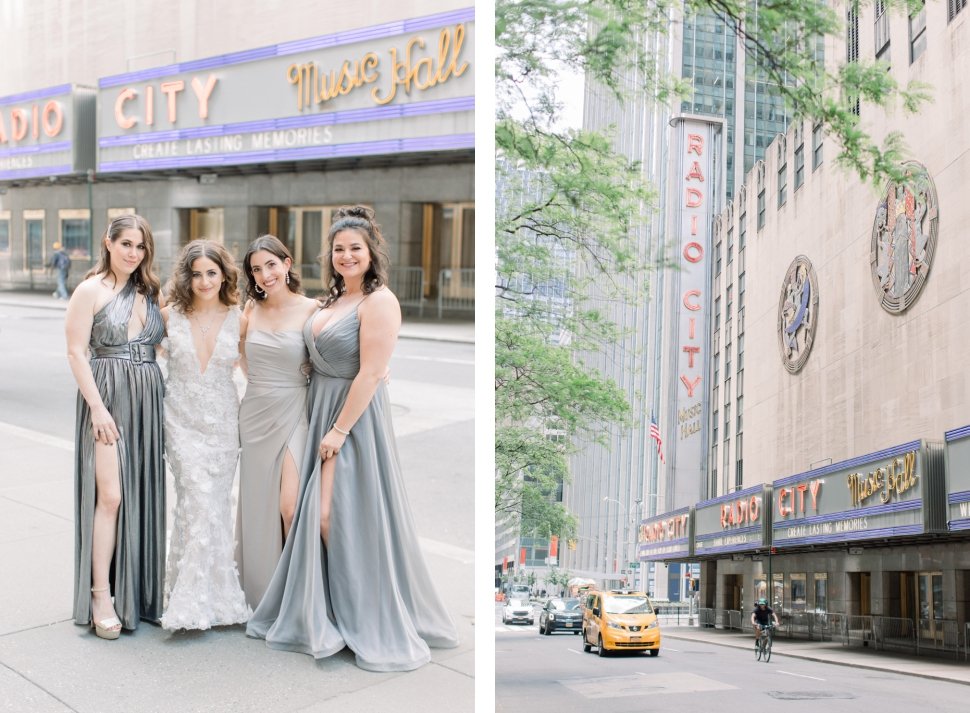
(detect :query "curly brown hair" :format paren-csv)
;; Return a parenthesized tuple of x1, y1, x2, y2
(243, 234, 303, 301)
(319, 206, 390, 307)
(166, 239, 240, 313)
(86, 214, 160, 297)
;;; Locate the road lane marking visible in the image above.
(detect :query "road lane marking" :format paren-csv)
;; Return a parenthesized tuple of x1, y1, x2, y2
(568, 649, 582, 655)
(0, 421, 73, 451)
(777, 670, 825, 681)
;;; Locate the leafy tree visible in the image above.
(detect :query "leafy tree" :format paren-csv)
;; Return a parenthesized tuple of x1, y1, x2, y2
(495, 0, 931, 536)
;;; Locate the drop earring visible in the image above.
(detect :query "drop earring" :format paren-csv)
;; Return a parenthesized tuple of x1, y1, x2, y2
(255, 284, 265, 296)
(285, 272, 291, 285)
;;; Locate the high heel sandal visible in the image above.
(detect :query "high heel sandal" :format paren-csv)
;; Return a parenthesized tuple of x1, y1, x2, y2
(90, 586, 122, 640)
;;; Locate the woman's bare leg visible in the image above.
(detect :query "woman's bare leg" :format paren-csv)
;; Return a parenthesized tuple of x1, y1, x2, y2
(91, 441, 121, 631)
(279, 449, 300, 540)
(319, 457, 336, 547)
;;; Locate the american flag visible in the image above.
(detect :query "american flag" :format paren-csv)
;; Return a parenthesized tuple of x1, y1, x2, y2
(649, 414, 665, 464)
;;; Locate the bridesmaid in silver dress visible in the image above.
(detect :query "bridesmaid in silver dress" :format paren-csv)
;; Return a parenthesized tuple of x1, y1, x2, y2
(248, 207, 459, 671)
(235, 235, 318, 609)
(66, 214, 165, 639)
(160, 240, 251, 630)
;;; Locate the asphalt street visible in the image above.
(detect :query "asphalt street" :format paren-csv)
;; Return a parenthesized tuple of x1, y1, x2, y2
(495, 602, 970, 713)
(0, 299, 475, 713)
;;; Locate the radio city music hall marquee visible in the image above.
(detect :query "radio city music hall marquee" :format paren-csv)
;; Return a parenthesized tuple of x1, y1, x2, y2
(97, 10, 474, 172)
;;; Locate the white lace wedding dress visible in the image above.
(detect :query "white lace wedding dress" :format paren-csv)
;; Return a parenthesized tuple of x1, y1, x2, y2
(161, 307, 251, 630)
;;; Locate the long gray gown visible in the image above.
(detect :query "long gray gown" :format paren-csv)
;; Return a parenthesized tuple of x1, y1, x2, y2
(247, 307, 459, 672)
(236, 329, 309, 609)
(73, 278, 166, 629)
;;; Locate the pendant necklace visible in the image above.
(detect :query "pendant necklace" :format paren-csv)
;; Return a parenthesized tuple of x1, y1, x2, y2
(192, 310, 220, 337)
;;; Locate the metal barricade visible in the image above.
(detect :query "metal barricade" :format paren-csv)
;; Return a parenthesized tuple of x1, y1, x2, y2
(874, 616, 915, 653)
(714, 609, 729, 629)
(788, 610, 813, 639)
(388, 266, 425, 317)
(826, 613, 848, 644)
(844, 615, 874, 647)
(728, 609, 743, 631)
(698, 608, 715, 628)
(437, 268, 474, 318)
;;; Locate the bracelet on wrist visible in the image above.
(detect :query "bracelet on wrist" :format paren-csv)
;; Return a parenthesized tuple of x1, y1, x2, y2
(333, 424, 350, 436)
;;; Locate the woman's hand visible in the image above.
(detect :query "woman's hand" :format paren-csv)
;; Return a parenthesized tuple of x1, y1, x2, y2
(91, 406, 121, 446)
(318, 428, 347, 461)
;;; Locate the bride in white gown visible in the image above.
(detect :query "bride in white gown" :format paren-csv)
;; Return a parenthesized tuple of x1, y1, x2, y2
(160, 240, 251, 630)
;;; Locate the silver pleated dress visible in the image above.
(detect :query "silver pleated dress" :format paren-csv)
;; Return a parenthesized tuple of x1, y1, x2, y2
(73, 279, 166, 629)
(247, 307, 459, 672)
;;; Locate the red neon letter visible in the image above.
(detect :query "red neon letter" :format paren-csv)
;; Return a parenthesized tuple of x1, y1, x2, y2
(683, 242, 704, 263)
(687, 133, 704, 155)
(680, 375, 701, 397)
(683, 289, 702, 311)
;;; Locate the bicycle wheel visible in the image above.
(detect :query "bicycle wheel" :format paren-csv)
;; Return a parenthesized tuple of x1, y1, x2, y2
(755, 636, 763, 661)
(764, 635, 772, 663)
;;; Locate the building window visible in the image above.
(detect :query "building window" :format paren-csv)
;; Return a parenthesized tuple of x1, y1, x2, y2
(794, 140, 805, 190)
(59, 209, 92, 259)
(24, 211, 45, 270)
(711, 444, 718, 495)
(736, 395, 743, 432)
(777, 158, 787, 208)
(874, 1, 890, 62)
(714, 296, 721, 331)
(735, 433, 743, 491)
(910, 2, 927, 62)
(0, 212, 9, 252)
(738, 211, 747, 252)
(737, 368, 744, 397)
(949, 0, 967, 22)
(812, 123, 823, 170)
(814, 573, 828, 614)
(727, 227, 734, 265)
(757, 186, 766, 229)
(715, 240, 722, 277)
(846, 4, 860, 115)
(723, 436, 730, 486)
(713, 412, 719, 443)
(737, 334, 744, 371)
(726, 286, 733, 323)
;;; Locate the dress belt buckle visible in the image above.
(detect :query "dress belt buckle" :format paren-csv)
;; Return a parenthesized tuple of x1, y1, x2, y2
(130, 343, 144, 364)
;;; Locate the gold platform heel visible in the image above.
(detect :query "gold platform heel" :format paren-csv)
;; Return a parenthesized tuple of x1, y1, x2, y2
(90, 586, 122, 640)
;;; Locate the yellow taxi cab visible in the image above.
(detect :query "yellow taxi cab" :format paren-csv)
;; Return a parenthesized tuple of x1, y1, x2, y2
(582, 589, 661, 657)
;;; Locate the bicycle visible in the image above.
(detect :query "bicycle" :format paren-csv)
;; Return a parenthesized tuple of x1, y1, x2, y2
(755, 624, 774, 662)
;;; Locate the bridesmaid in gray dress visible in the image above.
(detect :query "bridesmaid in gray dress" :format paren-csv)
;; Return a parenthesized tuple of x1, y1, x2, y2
(248, 207, 459, 671)
(235, 235, 318, 609)
(65, 214, 165, 638)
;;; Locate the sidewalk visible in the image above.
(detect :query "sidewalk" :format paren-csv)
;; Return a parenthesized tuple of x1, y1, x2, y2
(0, 290, 475, 344)
(662, 623, 970, 686)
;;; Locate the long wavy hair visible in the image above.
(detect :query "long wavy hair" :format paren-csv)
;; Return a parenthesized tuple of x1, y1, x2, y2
(319, 206, 390, 308)
(242, 234, 303, 301)
(86, 214, 160, 297)
(166, 239, 240, 313)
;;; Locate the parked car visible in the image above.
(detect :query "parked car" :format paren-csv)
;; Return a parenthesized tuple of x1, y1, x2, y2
(538, 597, 582, 635)
(502, 598, 534, 625)
(582, 590, 661, 656)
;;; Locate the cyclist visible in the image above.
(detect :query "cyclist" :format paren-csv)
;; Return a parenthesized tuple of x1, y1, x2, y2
(751, 597, 779, 648)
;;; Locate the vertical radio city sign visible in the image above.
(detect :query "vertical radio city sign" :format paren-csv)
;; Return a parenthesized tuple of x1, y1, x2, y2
(665, 116, 723, 498)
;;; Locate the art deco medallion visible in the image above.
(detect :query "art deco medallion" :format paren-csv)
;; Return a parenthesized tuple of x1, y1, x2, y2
(778, 255, 819, 374)
(870, 162, 939, 314)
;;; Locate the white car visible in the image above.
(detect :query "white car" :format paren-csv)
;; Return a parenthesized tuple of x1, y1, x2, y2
(502, 598, 534, 625)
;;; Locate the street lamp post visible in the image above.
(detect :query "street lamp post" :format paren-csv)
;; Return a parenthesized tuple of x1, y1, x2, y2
(602, 496, 643, 591)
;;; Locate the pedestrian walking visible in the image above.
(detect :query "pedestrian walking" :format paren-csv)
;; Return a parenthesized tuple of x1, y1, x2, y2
(48, 241, 71, 299)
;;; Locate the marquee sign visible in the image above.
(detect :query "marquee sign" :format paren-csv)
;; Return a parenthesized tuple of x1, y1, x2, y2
(96, 8, 474, 172)
(693, 484, 768, 556)
(0, 84, 95, 180)
(771, 440, 945, 548)
(944, 425, 970, 531)
(637, 508, 692, 561)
